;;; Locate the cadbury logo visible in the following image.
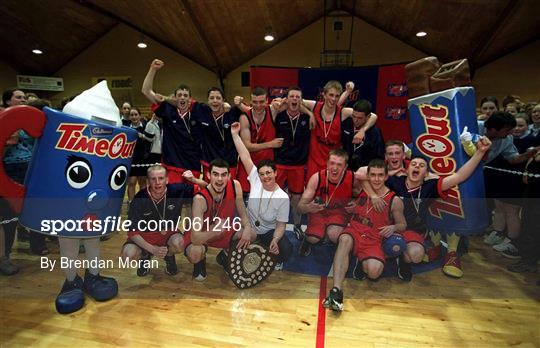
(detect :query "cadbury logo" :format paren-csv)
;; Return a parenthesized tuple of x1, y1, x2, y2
(416, 104, 464, 219)
(55, 123, 135, 159)
(90, 126, 113, 136)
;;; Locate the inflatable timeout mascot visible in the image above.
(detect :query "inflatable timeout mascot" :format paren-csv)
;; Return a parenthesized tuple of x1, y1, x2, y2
(405, 58, 488, 278)
(0, 81, 137, 314)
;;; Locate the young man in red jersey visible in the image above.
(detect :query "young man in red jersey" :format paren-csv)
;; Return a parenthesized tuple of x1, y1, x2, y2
(323, 159, 406, 311)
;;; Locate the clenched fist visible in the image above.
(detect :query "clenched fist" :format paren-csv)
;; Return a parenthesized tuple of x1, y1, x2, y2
(150, 59, 164, 70)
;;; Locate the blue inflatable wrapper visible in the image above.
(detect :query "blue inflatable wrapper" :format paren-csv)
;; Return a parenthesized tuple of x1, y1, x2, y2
(408, 87, 488, 234)
(16, 107, 138, 237)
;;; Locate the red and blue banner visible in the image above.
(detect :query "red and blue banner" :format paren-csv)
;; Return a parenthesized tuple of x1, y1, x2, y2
(250, 67, 299, 100)
(376, 65, 410, 143)
(250, 63, 410, 143)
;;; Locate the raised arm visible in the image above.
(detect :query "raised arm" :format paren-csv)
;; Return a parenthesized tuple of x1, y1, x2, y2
(338, 81, 354, 107)
(141, 59, 166, 104)
(441, 136, 492, 191)
(233, 180, 254, 249)
(234, 95, 285, 121)
(302, 99, 317, 112)
(354, 166, 368, 181)
(230, 122, 254, 174)
(269, 98, 287, 120)
(234, 96, 251, 114)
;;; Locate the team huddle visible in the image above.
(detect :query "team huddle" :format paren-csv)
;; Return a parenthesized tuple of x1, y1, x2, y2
(120, 59, 493, 312)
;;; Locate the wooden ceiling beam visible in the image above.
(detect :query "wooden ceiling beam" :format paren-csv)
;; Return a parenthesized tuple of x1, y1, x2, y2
(224, 1, 335, 76)
(475, 36, 539, 69)
(178, 0, 223, 77)
(470, 0, 522, 68)
(224, 14, 324, 76)
(73, 0, 216, 73)
(344, 8, 431, 58)
(52, 21, 119, 76)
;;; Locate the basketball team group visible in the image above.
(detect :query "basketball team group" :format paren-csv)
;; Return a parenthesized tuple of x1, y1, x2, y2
(3, 58, 540, 313)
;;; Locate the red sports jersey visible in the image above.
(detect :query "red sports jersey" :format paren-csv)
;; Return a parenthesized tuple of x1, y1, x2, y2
(305, 169, 353, 239)
(314, 169, 353, 212)
(349, 190, 396, 231)
(307, 102, 343, 178)
(186, 179, 238, 249)
(246, 106, 276, 164)
(237, 106, 276, 192)
(196, 179, 237, 223)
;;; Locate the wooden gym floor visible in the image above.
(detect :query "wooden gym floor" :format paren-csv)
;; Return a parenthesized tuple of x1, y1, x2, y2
(0, 232, 538, 347)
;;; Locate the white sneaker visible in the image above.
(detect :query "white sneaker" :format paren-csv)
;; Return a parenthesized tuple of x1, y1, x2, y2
(274, 262, 283, 271)
(493, 238, 517, 253)
(484, 231, 505, 245)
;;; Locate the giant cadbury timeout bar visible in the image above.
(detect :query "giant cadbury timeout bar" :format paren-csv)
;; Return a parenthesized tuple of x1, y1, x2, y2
(408, 85, 488, 233)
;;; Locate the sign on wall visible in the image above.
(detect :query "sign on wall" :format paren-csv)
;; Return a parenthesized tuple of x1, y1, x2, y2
(17, 75, 64, 91)
(91, 76, 132, 90)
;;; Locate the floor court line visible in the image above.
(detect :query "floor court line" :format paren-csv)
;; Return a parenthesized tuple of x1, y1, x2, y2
(316, 276, 327, 348)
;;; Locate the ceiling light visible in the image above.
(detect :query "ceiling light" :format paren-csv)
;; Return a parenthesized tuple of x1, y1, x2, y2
(416, 31, 427, 37)
(137, 34, 148, 48)
(264, 27, 274, 42)
(32, 49, 43, 55)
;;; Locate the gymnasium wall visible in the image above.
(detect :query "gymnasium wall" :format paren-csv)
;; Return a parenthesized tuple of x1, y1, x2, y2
(225, 17, 426, 100)
(474, 40, 540, 104)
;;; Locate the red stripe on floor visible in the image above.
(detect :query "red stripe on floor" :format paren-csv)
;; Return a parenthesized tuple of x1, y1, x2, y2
(316, 276, 327, 348)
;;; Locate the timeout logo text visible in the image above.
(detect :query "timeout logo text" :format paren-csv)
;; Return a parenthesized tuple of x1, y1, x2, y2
(415, 104, 464, 219)
(55, 123, 136, 159)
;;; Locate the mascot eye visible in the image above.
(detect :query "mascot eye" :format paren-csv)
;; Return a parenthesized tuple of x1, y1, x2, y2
(66, 160, 92, 189)
(109, 165, 128, 191)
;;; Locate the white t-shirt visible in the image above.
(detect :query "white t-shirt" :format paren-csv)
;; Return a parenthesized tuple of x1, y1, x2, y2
(144, 119, 162, 154)
(247, 166, 290, 235)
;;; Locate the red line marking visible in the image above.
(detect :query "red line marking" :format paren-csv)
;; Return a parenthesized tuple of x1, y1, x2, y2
(316, 276, 327, 348)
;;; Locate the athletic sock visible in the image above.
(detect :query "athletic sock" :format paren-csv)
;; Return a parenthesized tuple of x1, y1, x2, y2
(447, 233, 459, 253)
(429, 230, 441, 246)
